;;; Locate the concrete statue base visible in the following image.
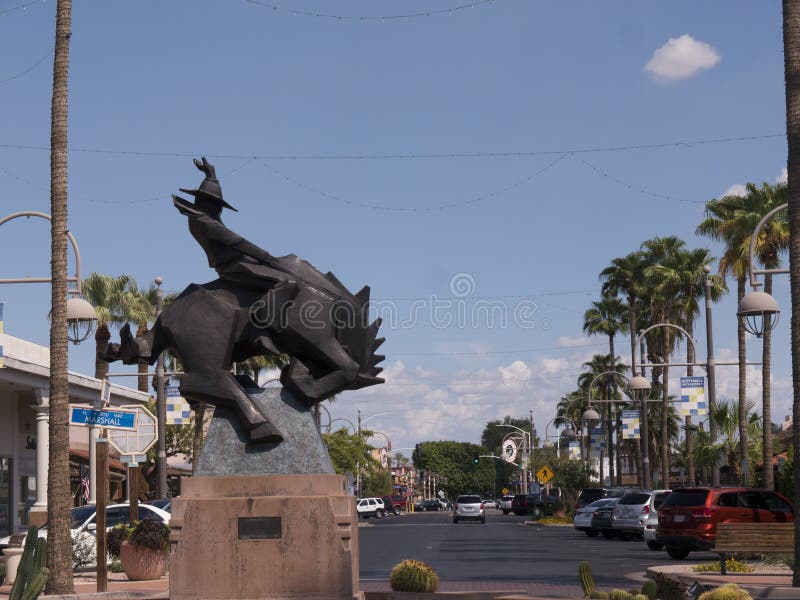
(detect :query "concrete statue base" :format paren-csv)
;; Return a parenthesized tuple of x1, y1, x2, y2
(169, 474, 363, 600)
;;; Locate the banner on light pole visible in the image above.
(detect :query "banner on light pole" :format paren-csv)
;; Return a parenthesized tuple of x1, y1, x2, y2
(568, 441, 581, 461)
(589, 427, 605, 457)
(680, 376, 707, 417)
(621, 410, 640, 440)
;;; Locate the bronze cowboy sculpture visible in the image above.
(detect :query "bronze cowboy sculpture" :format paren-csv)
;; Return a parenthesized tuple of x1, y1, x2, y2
(104, 158, 384, 443)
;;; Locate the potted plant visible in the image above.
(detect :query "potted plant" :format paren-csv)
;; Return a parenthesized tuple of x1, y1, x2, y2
(112, 520, 169, 581)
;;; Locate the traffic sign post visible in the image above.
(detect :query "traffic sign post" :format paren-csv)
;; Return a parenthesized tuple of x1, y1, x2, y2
(109, 405, 157, 524)
(536, 465, 554, 484)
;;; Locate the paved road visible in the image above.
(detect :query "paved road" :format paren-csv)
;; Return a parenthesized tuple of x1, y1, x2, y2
(359, 510, 719, 597)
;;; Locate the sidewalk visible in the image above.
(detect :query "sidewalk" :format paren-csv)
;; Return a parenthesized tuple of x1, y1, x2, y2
(1, 563, 799, 600)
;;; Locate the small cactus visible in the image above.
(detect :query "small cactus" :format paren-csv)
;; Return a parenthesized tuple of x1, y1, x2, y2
(589, 592, 609, 600)
(9, 526, 47, 600)
(641, 579, 658, 600)
(579, 561, 596, 597)
(389, 559, 439, 593)
(632, 594, 649, 600)
(609, 589, 629, 600)
(698, 583, 752, 600)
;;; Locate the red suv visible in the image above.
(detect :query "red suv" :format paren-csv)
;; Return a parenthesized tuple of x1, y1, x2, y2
(656, 487, 793, 559)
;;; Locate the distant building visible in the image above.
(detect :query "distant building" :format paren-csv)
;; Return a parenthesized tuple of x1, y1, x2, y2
(0, 333, 149, 536)
(781, 414, 793, 432)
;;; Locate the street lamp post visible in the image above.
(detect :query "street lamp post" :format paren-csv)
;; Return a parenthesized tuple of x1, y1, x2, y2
(497, 424, 531, 493)
(356, 411, 391, 496)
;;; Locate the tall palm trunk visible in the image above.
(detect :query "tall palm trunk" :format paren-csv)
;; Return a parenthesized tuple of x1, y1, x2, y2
(662, 324, 671, 487)
(95, 323, 111, 380)
(763, 273, 775, 490)
(781, 0, 800, 585)
(607, 337, 615, 485)
(737, 276, 749, 484)
(46, 0, 74, 593)
(686, 319, 696, 485)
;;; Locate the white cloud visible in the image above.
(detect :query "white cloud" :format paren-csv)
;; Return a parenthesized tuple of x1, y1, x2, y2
(777, 167, 788, 184)
(556, 333, 594, 348)
(722, 184, 747, 198)
(644, 34, 721, 82)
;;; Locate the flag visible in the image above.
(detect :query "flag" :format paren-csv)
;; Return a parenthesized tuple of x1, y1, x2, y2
(166, 385, 192, 425)
(81, 476, 90, 502)
(621, 409, 640, 440)
(680, 376, 707, 417)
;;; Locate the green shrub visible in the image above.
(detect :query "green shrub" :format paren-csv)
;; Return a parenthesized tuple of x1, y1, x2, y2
(128, 519, 169, 553)
(697, 583, 752, 600)
(389, 559, 438, 593)
(109, 560, 125, 573)
(693, 558, 753, 574)
(651, 571, 689, 600)
(107, 524, 134, 560)
(641, 579, 658, 600)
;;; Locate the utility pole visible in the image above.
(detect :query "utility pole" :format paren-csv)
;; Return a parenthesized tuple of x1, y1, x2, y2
(356, 410, 362, 497)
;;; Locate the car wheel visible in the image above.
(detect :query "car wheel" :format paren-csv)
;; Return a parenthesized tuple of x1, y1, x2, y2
(647, 541, 663, 551)
(393, 506, 401, 516)
(601, 530, 616, 539)
(666, 546, 691, 560)
(453, 518, 458, 524)
(585, 530, 599, 538)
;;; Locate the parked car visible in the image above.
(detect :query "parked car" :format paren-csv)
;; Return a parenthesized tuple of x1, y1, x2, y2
(453, 495, 485, 524)
(573, 498, 620, 537)
(146, 498, 172, 512)
(0, 503, 170, 550)
(356, 497, 386, 519)
(498, 495, 514, 515)
(612, 489, 671, 541)
(511, 494, 544, 517)
(656, 487, 794, 560)
(420, 498, 442, 512)
(590, 497, 621, 538)
(641, 490, 673, 550)
(575, 487, 627, 512)
(482, 499, 497, 509)
(381, 495, 403, 515)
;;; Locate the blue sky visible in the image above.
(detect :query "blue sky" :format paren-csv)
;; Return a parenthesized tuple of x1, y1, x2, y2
(0, 0, 793, 455)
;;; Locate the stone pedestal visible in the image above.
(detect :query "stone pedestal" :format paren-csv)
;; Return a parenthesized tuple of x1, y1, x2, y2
(169, 474, 362, 600)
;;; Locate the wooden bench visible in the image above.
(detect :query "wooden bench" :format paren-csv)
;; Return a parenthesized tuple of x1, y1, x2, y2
(714, 523, 794, 574)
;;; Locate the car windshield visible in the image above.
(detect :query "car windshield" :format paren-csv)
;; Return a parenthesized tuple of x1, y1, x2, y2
(662, 490, 708, 507)
(457, 496, 481, 504)
(69, 505, 96, 529)
(618, 493, 651, 505)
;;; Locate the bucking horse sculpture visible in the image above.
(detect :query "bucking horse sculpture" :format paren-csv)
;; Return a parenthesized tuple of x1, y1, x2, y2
(104, 157, 384, 443)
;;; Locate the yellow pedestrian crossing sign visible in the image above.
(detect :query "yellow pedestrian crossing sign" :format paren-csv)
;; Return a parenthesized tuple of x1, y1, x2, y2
(502, 488, 509, 495)
(536, 465, 554, 484)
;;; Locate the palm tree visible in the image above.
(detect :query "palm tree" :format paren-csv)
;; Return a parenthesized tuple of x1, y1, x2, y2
(600, 252, 647, 376)
(642, 235, 687, 487)
(82, 273, 138, 380)
(46, 0, 74, 592)
(782, 0, 800, 584)
(698, 182, 788, 489)
(583, 297, 629, 484)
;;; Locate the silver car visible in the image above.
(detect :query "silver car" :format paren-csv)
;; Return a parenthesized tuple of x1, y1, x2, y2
(453, 494, 485, 524)
(641, 489, 672, 550)
(498, 495, 514, 515)
(612, 489, 671, 540)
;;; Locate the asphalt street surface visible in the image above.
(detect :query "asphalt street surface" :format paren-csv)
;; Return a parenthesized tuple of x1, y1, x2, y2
(359, 510, 719, 597)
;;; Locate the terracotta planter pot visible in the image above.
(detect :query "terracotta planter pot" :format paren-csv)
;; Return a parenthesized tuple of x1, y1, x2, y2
(119, 540, 167, 581)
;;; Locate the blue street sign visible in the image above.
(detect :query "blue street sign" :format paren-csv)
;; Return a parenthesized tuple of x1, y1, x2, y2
(70, 406, 137, 431)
